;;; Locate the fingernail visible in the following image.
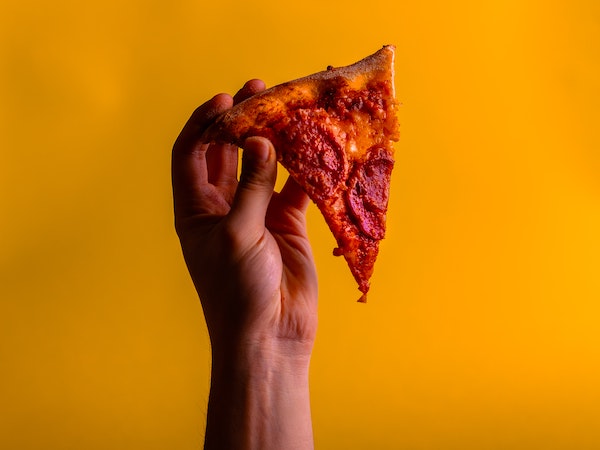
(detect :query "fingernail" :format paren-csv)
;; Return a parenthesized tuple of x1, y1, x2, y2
(245, 136, 271, 162)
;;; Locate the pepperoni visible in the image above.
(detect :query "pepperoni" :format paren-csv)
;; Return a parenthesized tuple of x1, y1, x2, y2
(346, 147, 394, 240)
(277, 109, 347, 202)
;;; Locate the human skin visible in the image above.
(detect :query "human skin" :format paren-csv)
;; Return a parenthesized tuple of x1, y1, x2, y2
(172, 80, 318, 450)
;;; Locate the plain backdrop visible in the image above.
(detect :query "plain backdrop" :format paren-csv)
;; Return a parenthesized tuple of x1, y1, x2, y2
(1, 0, 600, 448)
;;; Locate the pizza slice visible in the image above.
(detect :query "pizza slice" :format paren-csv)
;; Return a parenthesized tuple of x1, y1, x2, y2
(203, 45, 400, 302)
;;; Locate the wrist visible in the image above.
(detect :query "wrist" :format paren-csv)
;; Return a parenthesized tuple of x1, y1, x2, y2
(209, 325, 315, 373)
(205, 340, 313, 450)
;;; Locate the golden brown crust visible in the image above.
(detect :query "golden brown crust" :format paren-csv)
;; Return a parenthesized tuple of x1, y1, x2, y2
(203, 46, 399, 301)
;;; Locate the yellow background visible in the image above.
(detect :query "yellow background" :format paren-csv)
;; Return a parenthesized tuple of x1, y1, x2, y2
(1, 0, 599, 448)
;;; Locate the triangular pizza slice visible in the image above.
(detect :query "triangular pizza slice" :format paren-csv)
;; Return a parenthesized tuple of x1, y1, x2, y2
(203, 45, 400, 302)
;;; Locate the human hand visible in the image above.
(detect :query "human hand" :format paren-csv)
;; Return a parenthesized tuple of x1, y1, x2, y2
(172, 79, 319, 362)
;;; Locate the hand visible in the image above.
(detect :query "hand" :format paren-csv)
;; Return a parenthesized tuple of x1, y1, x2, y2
(172, 80, 317, 449)
(172, 79, 318, 357)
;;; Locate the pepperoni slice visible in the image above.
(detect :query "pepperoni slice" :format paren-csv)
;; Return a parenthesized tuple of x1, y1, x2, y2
(278, 109, 347, 202)
(347, 147, 394, 240)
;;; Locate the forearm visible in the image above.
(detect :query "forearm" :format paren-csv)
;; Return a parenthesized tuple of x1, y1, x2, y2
(204, 342, 314, 450)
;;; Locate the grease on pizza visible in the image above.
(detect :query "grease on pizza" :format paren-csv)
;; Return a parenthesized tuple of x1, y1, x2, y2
(204, 45, 400, 302)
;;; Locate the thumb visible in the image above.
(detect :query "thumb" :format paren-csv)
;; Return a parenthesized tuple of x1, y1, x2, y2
(227, 136, 277, 232)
